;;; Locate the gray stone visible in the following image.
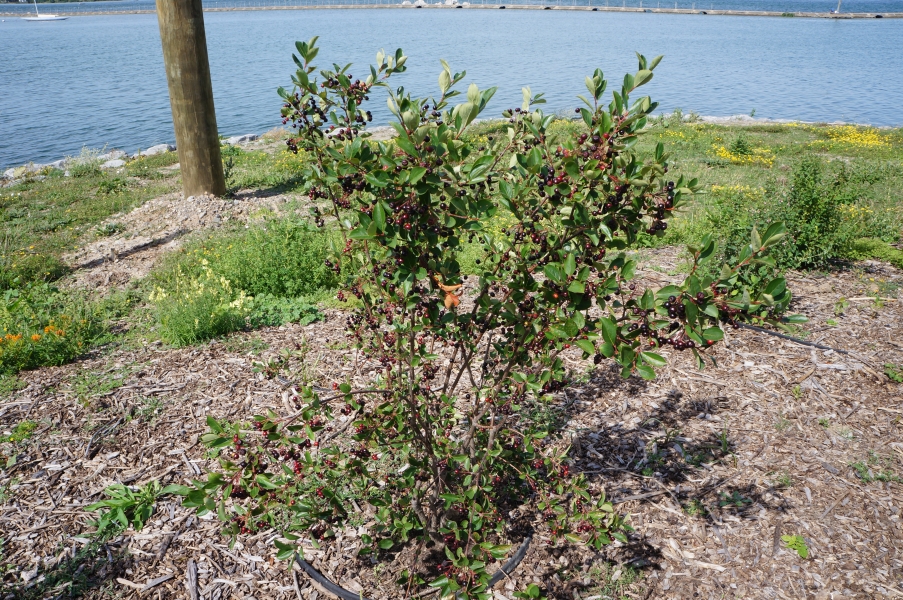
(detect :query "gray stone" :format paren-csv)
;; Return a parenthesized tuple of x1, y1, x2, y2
(137, 143, 175, 157)
(3, 163, 47, 179)
(47, 159, 66, 169)
(102, 159, 126, 169)
(98, 150, 127, 161)
(224, 133, 258, 145)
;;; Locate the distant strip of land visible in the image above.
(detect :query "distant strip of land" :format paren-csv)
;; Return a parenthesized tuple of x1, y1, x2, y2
(1, 4, 901, 17)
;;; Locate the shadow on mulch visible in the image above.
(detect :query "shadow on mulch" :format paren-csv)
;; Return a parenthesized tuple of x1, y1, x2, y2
(545, 363, 794, 582)
(0, 537, 132, 600)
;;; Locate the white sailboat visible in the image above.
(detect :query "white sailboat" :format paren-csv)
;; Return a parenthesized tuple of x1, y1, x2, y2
(23, 0, 68, 21)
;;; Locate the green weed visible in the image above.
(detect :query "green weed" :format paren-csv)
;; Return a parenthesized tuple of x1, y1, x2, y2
(154, 218, 337, 299)
(0, 376, 25, 398)
(885, 363, 903, 383)
(583, 562, 644, 600)
(850, 452, 901, 483)
(683, 499, 708, 517)
(86, 480, 177, 536)
(247, 295, 323, 328)
(782, 535, 809, 559)
(66, 148, 103, 178)
(775, 414, 792, 432)
(149, 264, 250, 346)
(718, 490, 752, 508)
(6, 420, 37, 443)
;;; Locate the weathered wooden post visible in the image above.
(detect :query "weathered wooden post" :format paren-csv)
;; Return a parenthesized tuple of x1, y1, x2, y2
(156, 0, 226, 197)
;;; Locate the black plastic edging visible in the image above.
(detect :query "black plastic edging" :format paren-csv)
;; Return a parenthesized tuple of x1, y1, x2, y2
(294, 535, 532, 600)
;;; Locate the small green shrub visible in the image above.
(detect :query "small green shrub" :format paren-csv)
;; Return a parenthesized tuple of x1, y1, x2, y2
(86, 480, 181, 537)
(0, 284, 104, 375)
(851, 452, 901, 483)
(247, 294, 323, 328)
(96, 177, 127, 195)
(158, 218, 337, 299)
(728, 133, 754, 156)
(149, 265, 251, 346)
(851, 238, 903, 269)
(0, 375, 25, 398)
(702, 156, 856, 285)
(95, 222, 124, 237)
(66, 148, 103, 178)
(0, 254, 70, 291)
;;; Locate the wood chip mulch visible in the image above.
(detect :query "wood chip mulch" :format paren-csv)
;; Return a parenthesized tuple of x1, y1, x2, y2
(1, 249, 902, 600)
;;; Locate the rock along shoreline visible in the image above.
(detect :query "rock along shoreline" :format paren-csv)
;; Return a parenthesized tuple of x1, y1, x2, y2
(1, 114, 893, 186)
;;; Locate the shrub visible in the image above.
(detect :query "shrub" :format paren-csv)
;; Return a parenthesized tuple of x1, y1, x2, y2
(0, 253, 70, 291)
(704, 157, 858, 277)
(149, 264, 250, 346)
(158, 218, 338, 299)
(66, 148, 103, 178)
(0, 284, 104, 375)
(851, 238, 903, 269)
(175, 39, 798, 598)
(247, 294, 323, 328)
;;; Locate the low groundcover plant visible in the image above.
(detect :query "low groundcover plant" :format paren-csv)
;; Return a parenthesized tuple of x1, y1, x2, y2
(172, 39, 803, 598)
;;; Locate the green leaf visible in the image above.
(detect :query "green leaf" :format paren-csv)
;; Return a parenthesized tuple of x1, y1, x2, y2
(575, 339, 596, 355)
(567, 280, 585, 294)
(256, 475, 278, 490)
(751, 226, 762, 250)
(543, 264, 565, 284)
(636, 364, 656, 380)
(564, 253, 576, 276)
(409, 167, 427, 185)
(633, 69, 653, 88)
(378, 539, 394, 549)
(599, 317, 617, 347)
(206, 416, 223, 434)
(640, 352, 667, 367)
(373, 202, 386, 232)
(782, 314, 809, 324)
(761, 222, 787, 248)
(564, 319, 579, 338)
(349, 227, 373, 240)
(702, 327, 724, 342)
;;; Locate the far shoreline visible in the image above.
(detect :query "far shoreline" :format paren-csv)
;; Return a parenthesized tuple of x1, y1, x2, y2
(2, 114, 900, 175)
(2, 4, 902, 18)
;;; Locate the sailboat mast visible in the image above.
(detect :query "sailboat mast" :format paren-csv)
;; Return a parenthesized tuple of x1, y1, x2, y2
(835, 0, 841, 12)
(32, 0, 40, 16)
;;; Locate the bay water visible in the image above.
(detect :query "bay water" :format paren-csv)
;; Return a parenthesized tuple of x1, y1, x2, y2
(1, 9, 901, 168)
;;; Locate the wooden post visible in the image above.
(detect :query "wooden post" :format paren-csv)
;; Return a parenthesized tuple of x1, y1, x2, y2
(156, 0, 225, 197)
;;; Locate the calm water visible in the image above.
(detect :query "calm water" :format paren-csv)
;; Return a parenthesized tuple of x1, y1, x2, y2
(3, 0, 903, 13)
(1, 9, 901, 167)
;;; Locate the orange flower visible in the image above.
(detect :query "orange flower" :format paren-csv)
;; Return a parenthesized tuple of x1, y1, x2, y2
(31, 334, 41, 342)
(44, 325, 53, 333)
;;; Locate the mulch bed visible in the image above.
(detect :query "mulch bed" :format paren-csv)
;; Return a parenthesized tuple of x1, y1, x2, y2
(1, 248, 902, 600)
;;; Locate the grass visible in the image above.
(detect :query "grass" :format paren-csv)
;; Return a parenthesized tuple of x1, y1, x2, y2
(584, 561, 645, 600)
(0, 120, 900, 369)
(0, 376, 25, 398)
(0, 157, 175, 290)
